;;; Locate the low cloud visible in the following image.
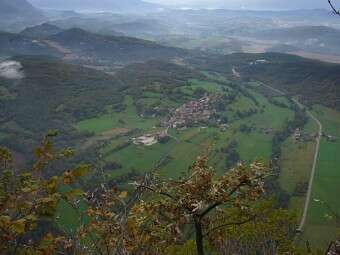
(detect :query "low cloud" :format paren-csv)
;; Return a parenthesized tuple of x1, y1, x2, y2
(0, 61, 25, 79)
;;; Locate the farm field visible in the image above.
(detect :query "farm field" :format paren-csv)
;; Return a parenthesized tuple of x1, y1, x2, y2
(77, 76, 294, 181)
(302, 106, 340, 248)
(279, 117, 318, 219)
(77, 96, 159, 135)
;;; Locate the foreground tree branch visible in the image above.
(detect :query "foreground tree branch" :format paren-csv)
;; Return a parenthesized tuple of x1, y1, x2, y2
(133, 158, 269, 255)
(203, 215, 257, 237)
(328, 0, 340, 15)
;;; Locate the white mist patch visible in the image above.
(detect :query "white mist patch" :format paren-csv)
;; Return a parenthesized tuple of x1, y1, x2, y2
(0, 61, 25, 79)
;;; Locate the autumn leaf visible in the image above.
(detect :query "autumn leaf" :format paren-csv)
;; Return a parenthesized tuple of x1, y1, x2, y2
(59, 148, 75, 158)
(63, 171, 74, 185)
(119, 191, 128, 199)
(47, 130, 59, 137)
(46, 176, 59, 194)
(35, 147, 43, 158)
(63, 189, 84, 201)
(87, 208, 95, 217)
(11, 219, 26, 235)
(21, 187, 33, 193)
(0, 215, 11, 229)
(72, 164, 90, 178)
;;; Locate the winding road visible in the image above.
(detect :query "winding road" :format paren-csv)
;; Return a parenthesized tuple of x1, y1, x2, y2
(258, 82, 322, 232)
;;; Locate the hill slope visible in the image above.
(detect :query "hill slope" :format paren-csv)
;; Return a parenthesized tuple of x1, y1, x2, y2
(0, 0, 45, 32)
(0, 0, 42, 17)
(47, 28, 186, 64)
(0, 56, 199, 156)
(0, 56, 124, 154)
(20, 23, 63, 38)
(196, 53, 340, 111)
(0, 32, 60, 57)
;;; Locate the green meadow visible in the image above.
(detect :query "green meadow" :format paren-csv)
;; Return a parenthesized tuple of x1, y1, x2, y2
(76, 77, 295, 182)
(77, 96, 158, 135)
(303, 106, 340, 248)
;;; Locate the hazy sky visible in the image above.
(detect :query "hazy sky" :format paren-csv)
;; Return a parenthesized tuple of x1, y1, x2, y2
(146, 0, 329, 10)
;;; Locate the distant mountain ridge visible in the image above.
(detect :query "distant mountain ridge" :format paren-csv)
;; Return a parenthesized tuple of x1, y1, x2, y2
(0, 27, 187, 67)
(0, 31, 60, 57)
(27, 0, 161, 13)
(20, 23, 63, 38)
(46, 28, 186, 64)
(0, 0, 45, 32)
(254, 26, 340, 56)
(255, 26, 340, 41)
(0, 0, 42, 16)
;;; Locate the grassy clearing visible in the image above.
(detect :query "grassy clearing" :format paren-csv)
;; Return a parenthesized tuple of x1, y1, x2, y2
(273, 96, 292, 106)
(246, 90, 294, 130)
(189, 79, 226, 93)
(106, 139, 178, 178)
(202, 71, 230, 82)
(77, 96, 158, 135)
(229, 95, 256, 112)
(236, 131, 272, 163)
(279, 138, 316, 194)
(279, 129, 317, 222)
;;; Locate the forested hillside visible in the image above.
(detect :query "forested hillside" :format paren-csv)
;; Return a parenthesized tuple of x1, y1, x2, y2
(0, 56, 200, 157)
(194, 53, 340, 111)
(20, 23, 63, 38)
(0, 0, 43, 19)
(0, 28, 188, 67)
(48, 28, 187, 64)
(0, 32, 60, 57)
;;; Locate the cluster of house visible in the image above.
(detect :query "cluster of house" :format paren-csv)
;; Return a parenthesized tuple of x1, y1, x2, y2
(132, 131, 168, 146)
(293, 128, 321, 142)
(166, 95, 220, 128)
(292, 129, 338, 143)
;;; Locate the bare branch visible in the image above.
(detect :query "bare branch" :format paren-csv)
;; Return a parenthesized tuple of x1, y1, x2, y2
(198, 180, 249, 219)
(203, 215, 257, 237)
(136, 184, 176, 200)
(199, 173, 267, 219)
(328, 0, 340, 15)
